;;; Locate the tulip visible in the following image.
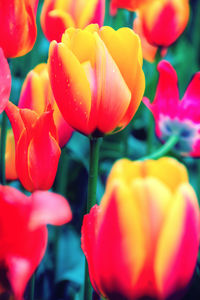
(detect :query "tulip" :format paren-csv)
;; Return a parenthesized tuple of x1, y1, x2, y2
(40, 0, 105, 42)
(82, 157, 200, 300)
(110, 0, 151, 16)
(18, 63, 73, 147)
(143, 60, 200, 157)
(0, 184, 72, 300)
(5, 101, 61, 192)
(135, 0, 190, 48)
(0, 48, 11, 113)
(0, 0, 38, 58)
(133, 16, 167, 63)
(48, 24, 145, 137)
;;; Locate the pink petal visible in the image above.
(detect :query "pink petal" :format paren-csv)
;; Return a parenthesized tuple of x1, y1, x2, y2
(0, 48, 11, 113)
(179, 72, 200, 122)
(146, 60, 180, 118)
(29, 191, 72, 229)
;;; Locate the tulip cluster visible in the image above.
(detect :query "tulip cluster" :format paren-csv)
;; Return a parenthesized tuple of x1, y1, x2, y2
(0, 0, 200, 299)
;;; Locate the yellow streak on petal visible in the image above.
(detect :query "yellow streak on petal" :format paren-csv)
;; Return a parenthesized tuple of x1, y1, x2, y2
(99, 179, 146, 288)
(154, 191, 186, 295)
(144, 157, 188, 192)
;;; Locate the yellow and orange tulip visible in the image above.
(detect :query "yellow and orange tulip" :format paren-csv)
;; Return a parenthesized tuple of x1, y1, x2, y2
(82, 157, 200, 299)
(48, 25, 145, 137)
(5, 101, 61, 192)
(136, 0, 190, 48)
(41, 0, 105, 42)
(18, 63, 73, 147)
(0, 0, 38, 58)
(110, 0, 151, 15)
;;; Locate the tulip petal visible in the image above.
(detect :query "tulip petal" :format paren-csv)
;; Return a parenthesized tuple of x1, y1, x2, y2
(119, 62, 145, 126)
(5, 129, 17, 180)
(6, 256, 33, 300)
(5, 102, 25, 144)
(99, 27, 145, 124)
(155, 183, 199, 299)
(93, 181, 146, 299)
(100, 26, 143, 89)
(48, 41, 92, 133)
(43, 9, 75, 42)
(179, 72, 200, 122)
(78, 0, 104, 28)
(19, 70, 46, 114)
(29, 191, 72, 229)
(81, 205, 103, 295)
(0, 0, 38, 57)
(144, 157, 188, 192)
(143, 60, 179, 118)
(0, 48, 11, 113)
(133, 16, 158, 63)
(107, 158, 142, 187)
(27, 111, 61, 191)
(62, 28, 97, 66)
(107, 158, 188, 193)
(128, 177, 172, 298)
(16, 129, 34, 191)
(88, 34, 131, 134)
(6, 226, 47, 300)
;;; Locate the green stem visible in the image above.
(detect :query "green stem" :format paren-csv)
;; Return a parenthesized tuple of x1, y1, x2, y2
(197, 159, 200, 201)
(146, 112, 154, 155)
(141, 135, 179, 161)
(86, 137, 101, 213)
(128, 11, 134, 28)
(30, 273, 35, 300)
(54, 148, 69, 282)
(84, 137, 101, 300)
(0, 111, 7, 185)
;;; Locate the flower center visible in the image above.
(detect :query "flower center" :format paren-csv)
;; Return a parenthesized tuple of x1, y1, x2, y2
(159, 115, 200, 155)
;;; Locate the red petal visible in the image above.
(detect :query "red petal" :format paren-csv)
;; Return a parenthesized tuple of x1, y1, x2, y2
(29, 191, 72, 229)
(27, 110, 61, 191)
(81, 205, 102, 295)
(5, 102, 25, 144)
(6, 227, 47, 300)
(146, 60, 180, 118)
(179, 72, 200, 122)
(16, 130, 34, 191)
(0, 48, 11, 113)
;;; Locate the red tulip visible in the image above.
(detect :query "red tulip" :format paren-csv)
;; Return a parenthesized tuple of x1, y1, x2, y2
(110, 0, 151, 16)
(41, 0, 105, 42)
(0, 184, 72, 300)
(5, 101, 61, 192)
(0, 0, 38, 58)
(18, 63, 73, 147)
(136, 0, 190, 48)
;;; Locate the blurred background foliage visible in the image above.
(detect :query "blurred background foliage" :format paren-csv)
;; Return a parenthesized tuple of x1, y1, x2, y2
(4, 0, 200, 299)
